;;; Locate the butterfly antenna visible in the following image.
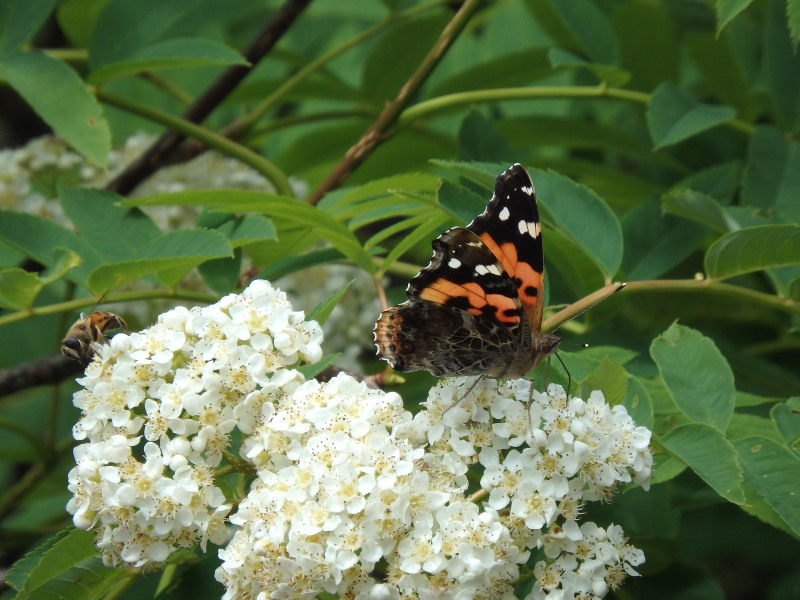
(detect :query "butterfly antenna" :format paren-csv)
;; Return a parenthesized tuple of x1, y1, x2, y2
(551, 282, 626, 334)
(554, 352, 572, 396)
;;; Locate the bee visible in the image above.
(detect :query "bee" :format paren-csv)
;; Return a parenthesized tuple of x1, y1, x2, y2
(61, 311, 128, 365)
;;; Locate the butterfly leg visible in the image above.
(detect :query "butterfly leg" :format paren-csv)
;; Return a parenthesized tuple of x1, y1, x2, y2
(443, 375, 486, 414)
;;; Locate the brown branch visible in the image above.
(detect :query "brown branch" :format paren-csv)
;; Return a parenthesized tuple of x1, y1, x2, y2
(306, 0, 484, 205)
(105, 0, 314, 196)
(0, 354, 82, 397)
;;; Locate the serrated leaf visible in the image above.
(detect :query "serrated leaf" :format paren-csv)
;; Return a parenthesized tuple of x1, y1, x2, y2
(88, 37, 247, 84)
(660, 423, 746, 504)
(198, 253, 241, 294)
(734, 436, 800, 536)
(324, 173, 438, 214)
(715, 0, 757, 33)
(258, 248, 345, 281)
(0, 0, 56, 53)
(650, 323, 735, 431)
(578, 356, 628, 405)
(647, 81, 737, 149)
(0, 268, 41, 310)
(545, 228, 606, 297)
(125, 190, 374, 273)
(87, 228, 232, 292)
(771, 397, 800, 450)
(307, 281, 354, 326)
(60, 187, 162, 261)
(0, 52, 110, 166)
(0, 211, 99, 285)
(704, 225, 800, 280)
(531, 169, 623, 279)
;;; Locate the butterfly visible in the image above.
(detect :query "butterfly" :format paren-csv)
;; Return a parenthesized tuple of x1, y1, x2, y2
(374, 164, 561, 382)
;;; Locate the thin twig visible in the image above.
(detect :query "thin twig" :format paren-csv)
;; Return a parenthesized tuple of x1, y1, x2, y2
(105, 0, 314, 196)
(307, 0, 484, 205)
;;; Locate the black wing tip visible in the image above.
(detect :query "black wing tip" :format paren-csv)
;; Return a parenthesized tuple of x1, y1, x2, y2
(497, 163, 533, 190)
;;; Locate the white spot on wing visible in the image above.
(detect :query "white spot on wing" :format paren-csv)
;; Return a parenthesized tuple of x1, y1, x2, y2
(448, 258, 461, 269)
(475, 263, 501, 276)
(498, 206, 510, 221)
(518, 220, 540, 238)
(521, 185, 534, 196)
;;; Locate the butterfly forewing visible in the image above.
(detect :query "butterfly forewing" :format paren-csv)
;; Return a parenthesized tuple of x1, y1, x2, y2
(466, 165, 545, 331)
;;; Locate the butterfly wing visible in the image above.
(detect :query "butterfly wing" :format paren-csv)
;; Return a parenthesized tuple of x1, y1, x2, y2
(466, 164, 545, 333)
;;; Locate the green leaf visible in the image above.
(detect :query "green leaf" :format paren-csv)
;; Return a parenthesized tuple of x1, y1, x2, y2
(578, 356, 628, 406)
(361, 14, 448, 102)
(0, 52, 110, 166)
(88, 0, 202, 69)
(715, 0, 757, 33)
(548, 0, 621, 65)
(734, 436, 800, 537)
(790, 0, 800, 47)
(56, 0, 107, 48)
(7, 529, 124, 600)
(704, 225, 800, 280)
(530, 169, 623, 278)
(0, 211, 99, 285)
(661, 189, 740, 232)
(624, 375, 654, 430)
(257, 248, 345, 281)
(726, 413, 783, 443)
(198, 253, 241, 294)
(87, 228, 232, 292)
(545, 227, 606, 297)
(0, 0, 56, 53)
(297, 352, 340, 381)
(307, 281, 354, 326)
(764, 0, 800, 129)
(437, 179, 486, 225)
(659, 423, 746, 504)
(741, 125, 800, 219)
(548, 47, 631, 86)
(88, 37, 247, 84)
(324, 173, 437, 214)
(0, 269, 41, 310)
(647, 81, 737, 149)
(771, 397, 800, 450)
(457, 110, 510, 163)
(125, 190, 375, 273)
(650, 323, 736, 431)
(430, 48, 552, 96)
(380, 215, 450, 274)
(212, 215, 277, 248)
(60, 187, 162, 261)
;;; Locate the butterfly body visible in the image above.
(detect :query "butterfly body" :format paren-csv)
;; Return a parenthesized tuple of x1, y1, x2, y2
(374, 164, 561, 379)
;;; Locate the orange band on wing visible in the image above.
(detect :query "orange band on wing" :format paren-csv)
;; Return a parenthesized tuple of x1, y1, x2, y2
(418, 278, 520, 323)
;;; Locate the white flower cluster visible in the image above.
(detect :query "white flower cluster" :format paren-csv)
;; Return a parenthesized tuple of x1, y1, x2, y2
(67, 280, 651, 599)
(400, 378, 652, 599)
(67, 280, 322, 568)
